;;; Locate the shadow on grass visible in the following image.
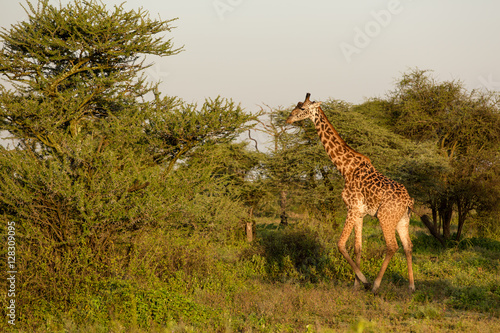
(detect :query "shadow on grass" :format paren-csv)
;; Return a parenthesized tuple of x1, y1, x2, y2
(456, 237, 500, 251)
(250, 222, 354, 284)
(411, 218, 500, 251)
(412, 228, 500, 262)
(256, 225, 326, 283)
(413, 278, 500, 315)
(412, 230, 446, 254)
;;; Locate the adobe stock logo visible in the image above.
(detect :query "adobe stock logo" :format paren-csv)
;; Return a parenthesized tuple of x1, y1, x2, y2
(213, 0, 244, 21)
(339, 0, 407, 64)
(477, 74, 500, 91)
(145, 63, 170, 83)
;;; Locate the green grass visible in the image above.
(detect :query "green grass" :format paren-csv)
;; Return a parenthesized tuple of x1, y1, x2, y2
(3, 218, 500, 332)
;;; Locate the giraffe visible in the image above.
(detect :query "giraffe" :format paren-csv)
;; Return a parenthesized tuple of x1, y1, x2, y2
(286, 93, 415, 293)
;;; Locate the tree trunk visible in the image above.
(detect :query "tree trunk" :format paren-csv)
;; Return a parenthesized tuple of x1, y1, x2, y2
(421, 214, 446, 246)
(280, 189, 288, 225)
(455, 216, 465, 241)
(245, 221, 255, 242)
(439, 198, 453, 240)
(431, 206, 438, 233)
(455, 197, 470, 241)
(245, 206, 255, 242)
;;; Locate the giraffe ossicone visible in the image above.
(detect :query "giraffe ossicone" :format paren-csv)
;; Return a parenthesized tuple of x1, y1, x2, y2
(287, 93, 415, 293)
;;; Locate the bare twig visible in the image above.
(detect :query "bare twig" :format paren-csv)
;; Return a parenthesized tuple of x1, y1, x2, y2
(248, 129, 259, 152)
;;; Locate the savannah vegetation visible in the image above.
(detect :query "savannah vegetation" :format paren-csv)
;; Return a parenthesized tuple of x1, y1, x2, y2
(0, 1, 499, 332)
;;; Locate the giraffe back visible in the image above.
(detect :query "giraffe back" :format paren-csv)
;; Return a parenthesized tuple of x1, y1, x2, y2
(343, 160, 413, 217)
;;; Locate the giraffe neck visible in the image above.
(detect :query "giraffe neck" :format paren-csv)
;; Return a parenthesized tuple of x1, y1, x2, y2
(313, 107, 370, 178)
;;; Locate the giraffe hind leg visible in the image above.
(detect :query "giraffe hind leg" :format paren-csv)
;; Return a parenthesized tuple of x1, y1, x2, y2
(371, 208, 400, 293)
(371, 229, 398, 293)
(353, 219, 364, 289)
(397, 213, 415, 292)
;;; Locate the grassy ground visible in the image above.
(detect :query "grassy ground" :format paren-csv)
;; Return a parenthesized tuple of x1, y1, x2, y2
(5, 217, 500, 332)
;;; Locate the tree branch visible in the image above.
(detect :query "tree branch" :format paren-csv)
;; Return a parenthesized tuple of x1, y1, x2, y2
(248, 129, 259, 152)
(420, 214, 446, 246)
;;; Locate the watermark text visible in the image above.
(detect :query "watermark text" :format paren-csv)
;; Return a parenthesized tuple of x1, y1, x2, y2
(339, 0, 408, 63)
(6, 221, 17, 326)
(213, 0, 245, 21)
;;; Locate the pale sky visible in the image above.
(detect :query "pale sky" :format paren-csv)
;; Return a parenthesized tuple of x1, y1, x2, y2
(2, 0, 500, 111)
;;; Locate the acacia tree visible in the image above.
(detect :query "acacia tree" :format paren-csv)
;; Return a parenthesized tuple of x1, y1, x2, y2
(0, 0, 182, 241)
(254, 106, 298, 224)
(0, 0, 189, 313)
(388, 69, 500, 241)
(145, 92, 254, 179)
(0, 0, 180, 148)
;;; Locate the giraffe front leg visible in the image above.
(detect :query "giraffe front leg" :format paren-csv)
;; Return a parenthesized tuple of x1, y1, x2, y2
(338, 210, 370, 290)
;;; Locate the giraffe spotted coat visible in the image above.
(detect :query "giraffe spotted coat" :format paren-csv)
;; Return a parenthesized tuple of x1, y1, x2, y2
(287, 93, 415, 293)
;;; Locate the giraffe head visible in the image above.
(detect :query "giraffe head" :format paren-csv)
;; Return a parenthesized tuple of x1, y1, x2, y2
(286, 93, 322, 124)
